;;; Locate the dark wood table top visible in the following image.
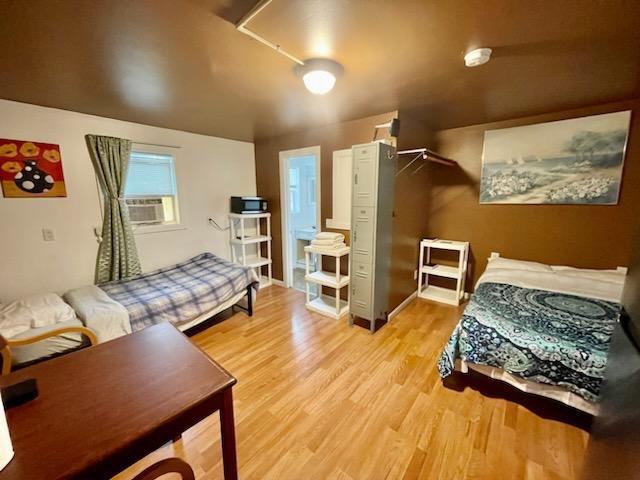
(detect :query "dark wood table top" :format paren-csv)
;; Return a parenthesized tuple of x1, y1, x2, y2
(0, 322, 236, 479)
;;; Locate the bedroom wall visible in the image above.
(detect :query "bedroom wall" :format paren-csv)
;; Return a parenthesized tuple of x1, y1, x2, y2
(0, 100, 256, 301)
(429, 99, 640, 287)
(254, 111, 437, 310)
(254, 111, 397, 281)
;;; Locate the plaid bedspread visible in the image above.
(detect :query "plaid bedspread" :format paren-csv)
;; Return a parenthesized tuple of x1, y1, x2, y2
(99, 252, 258, 332)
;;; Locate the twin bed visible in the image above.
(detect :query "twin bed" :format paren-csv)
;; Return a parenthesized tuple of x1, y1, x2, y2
(65, 252, 259, 342)
(1, 253, 258, 372)
(438, 254, 626, 415)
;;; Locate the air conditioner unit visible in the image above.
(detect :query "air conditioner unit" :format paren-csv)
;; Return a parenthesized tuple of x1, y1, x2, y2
(126, 198, 165, 225)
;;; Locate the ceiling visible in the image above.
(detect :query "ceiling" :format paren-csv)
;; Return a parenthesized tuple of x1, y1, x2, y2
(1, 0, 639, 142)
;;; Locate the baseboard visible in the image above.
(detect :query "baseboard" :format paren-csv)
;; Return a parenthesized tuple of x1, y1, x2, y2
(271, 278, 285, 287)
(388, 290, 418, 321)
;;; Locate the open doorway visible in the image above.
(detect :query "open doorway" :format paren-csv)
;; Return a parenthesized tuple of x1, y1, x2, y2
(279, 146, 321, 291)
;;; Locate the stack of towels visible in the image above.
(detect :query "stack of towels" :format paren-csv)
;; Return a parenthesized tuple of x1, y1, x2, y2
(311, 231, 346, 250)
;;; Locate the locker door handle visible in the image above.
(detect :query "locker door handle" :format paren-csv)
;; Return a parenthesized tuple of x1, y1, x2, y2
(354, 173, 358, 185)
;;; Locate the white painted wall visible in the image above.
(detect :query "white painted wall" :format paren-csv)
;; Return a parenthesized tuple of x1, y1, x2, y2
(0, 100, 256, 301)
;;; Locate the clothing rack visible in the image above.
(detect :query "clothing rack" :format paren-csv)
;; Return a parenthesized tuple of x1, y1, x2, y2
(395, 148, 456, 176)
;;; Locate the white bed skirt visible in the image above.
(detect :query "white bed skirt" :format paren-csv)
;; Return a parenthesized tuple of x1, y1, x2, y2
(457, 360, 599, 416)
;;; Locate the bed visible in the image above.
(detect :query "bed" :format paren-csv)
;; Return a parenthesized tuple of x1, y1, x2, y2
(65, 252, 259, 342)
(1, 253, 258, 373)
(438, 254, 626, 415)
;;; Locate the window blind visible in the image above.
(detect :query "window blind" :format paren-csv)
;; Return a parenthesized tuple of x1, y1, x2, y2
(125, 151, 176, 196)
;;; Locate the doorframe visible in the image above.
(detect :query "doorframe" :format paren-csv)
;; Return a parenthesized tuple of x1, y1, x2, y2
(279, 145, 322, 289)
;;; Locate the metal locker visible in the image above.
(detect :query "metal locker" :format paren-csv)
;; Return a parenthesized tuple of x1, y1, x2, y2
(351, 206, 375, 264)
(352, 148, 377, 207)
(350, 262, 372, 319)
(349, 141, 396, 333)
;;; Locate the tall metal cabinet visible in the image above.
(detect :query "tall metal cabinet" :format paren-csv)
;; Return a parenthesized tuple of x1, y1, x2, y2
(349, 141, 396, 333)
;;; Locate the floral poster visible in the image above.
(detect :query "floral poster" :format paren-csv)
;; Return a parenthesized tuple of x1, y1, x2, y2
(479, 111, 631, 204)
(0, 139, 67, 198)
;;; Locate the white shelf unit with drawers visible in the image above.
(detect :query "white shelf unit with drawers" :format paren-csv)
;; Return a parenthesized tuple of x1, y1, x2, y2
(229, 212, 272, 288)
(418, 239, 469, 306)
(349, 141, 396, 333)
(304, 244, 350, 319)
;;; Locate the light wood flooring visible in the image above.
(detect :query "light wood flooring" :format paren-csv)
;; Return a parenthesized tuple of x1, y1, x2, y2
(114, 285, 589, 480)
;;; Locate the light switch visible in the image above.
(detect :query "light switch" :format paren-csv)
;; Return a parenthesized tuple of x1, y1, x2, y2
(42, 228, 55, 241)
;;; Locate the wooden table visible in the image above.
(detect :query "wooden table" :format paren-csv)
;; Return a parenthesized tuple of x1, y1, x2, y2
(0, 322, 238, 479)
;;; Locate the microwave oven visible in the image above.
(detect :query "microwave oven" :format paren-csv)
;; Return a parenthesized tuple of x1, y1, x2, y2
(230, 196, 268, 214)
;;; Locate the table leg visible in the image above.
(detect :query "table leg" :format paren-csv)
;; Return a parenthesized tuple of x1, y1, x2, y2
(220, 388, 238, 480)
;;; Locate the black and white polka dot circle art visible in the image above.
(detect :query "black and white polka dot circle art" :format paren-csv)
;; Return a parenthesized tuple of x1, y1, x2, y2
(14, 160, 54, 194)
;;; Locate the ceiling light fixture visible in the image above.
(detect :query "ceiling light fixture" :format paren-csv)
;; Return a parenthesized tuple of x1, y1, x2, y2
(295, 58, 343, 95)
(464, 48, 492, 67)
(235, 0, 343, 94)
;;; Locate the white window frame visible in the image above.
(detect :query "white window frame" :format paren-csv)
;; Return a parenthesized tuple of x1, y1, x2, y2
(125, 144, 185, 235)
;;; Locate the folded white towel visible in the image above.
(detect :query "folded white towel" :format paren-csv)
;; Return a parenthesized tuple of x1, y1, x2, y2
(311, 238, 344, 247)
(310, 244, 346, 253)
(315, 232, 344, 241)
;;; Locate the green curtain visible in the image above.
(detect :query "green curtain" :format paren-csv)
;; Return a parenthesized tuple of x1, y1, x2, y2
(85, 134, 141, 283)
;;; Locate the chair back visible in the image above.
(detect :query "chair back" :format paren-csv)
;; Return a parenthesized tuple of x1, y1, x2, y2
(132, 457, 195, 480)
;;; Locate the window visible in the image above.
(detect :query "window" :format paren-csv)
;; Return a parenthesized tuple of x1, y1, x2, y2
(124, 150, 180, 228)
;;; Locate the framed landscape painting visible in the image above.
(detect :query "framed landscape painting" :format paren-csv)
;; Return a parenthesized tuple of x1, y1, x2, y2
(0, 139, 67, 198)
(479, 111, 631, 204)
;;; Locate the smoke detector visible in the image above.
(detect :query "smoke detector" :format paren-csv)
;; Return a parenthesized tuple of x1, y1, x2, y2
(464, 48, 492, 67)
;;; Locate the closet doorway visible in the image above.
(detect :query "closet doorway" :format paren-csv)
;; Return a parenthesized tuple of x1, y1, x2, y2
(279, 146, 321, 291)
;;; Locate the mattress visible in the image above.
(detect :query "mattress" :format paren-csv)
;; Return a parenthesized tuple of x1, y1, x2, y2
(438, 259, 625, 412)
(99, 252, 259, 332)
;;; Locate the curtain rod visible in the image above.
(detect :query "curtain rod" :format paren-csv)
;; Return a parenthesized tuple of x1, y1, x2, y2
(132, 141, 181, 149)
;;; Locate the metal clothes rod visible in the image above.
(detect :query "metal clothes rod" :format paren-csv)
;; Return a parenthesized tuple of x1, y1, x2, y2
(397, 147, 457, 166)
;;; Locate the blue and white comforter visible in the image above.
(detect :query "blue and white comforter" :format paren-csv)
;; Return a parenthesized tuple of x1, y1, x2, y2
(438, 281, 621, 402)
(100, 252, 258, 332)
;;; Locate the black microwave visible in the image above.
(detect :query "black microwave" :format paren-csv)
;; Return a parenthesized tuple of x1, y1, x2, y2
(230, 196, 268, 214)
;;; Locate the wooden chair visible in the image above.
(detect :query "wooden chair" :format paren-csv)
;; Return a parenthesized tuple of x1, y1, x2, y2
(132, 458, 195, 480)
(0, 326, 98, 375)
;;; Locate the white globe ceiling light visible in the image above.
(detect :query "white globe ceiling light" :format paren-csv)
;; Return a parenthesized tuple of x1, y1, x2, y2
(296, 59, 344, 95)
(234, 2, 344, 95)
(464, 48, 492, 67)
(303, 70, 336, 95)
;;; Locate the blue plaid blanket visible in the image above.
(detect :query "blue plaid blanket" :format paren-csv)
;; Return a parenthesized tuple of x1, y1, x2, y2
(99, 253, 258, 332)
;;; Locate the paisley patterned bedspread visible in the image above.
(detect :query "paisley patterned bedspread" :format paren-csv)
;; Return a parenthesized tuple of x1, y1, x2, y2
(438, 282, 621, 402)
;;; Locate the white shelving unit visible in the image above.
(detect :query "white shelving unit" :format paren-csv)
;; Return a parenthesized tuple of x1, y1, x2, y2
(418, 239, 469, 306)
(304, 244, 350, 319)
(229, 212, 272, 288)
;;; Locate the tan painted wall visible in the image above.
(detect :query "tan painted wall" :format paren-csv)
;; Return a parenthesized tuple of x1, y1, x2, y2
(255, 111, 437, 310)
(429, 99, 640, 288)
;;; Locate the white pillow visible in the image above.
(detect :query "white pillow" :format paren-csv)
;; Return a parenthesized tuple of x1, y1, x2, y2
(487, 256, 552, 273)
(0, 293, 76, 339)
(551, 266, 626, 285)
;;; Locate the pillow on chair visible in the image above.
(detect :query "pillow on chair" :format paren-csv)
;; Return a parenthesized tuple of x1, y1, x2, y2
(0, 293, 76, 339)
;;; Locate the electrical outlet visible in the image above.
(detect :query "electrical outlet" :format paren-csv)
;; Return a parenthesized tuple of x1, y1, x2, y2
(42, 228, 55, 241)
(413, 269, 418, 280)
